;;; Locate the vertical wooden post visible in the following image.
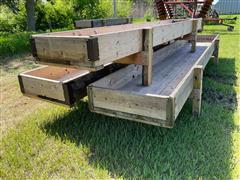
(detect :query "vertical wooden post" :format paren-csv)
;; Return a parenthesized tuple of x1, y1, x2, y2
(142, 28, 153, 86)
(166, 96, 175, 128)
(192, 65, 203, 116)
(213, 39, 219, 65)
(191, 19, 198, 53)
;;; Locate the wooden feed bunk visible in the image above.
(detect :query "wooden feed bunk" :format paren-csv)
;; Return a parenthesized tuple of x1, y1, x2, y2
(154, 0, 237, 31)
(18, 18, 220, 128)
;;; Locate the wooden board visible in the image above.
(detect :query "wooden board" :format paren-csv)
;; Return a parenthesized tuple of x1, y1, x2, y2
(31, 19, 202, 69)
(88, 35, 219, 127)
(75, 18, 131, 29)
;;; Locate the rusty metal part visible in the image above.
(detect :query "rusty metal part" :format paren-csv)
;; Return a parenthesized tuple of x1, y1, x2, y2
(155, 0, 168, 20)
(198, 0, 214, 18)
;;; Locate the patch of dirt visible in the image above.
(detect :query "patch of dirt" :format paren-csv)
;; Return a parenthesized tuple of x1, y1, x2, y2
(203, 87, 237, 111)
(204, 73, 239, 86)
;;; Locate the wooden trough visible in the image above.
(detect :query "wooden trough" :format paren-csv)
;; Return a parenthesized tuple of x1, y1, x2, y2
(18, 64, 125, 106)
(30, 19, 202, 69)
(87, 35, 219, 128)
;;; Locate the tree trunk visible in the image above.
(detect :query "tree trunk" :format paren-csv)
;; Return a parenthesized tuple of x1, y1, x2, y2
(25, 0, 36, 31)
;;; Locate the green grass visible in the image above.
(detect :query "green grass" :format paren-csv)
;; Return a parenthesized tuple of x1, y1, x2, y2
(0, 15, 240, 179)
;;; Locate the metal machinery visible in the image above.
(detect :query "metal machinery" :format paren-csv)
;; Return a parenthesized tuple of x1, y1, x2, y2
(154, 0, 237, 31)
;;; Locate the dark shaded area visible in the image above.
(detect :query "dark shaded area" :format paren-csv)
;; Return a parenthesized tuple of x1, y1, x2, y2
(203, 57, 237, 110)
(203, 87, 237, 110)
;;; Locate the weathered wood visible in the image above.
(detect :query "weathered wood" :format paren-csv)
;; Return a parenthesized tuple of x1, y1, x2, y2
(18, 64, 125, 106)
(92, 40, 188, 90)
(171, 38, 215, 118)
(31, 19, 202, 69)
(166, 97, 175, 128)
(75, 18, 131, 29)
(142, 28, 153, 86)
(94, 29, 143, 67)
(192, 65, 203, 116)
(89, 86, 168, 120)
(115, 52, 144, 65)
(152, 19, 201, 47)
(88, 35, 219, 127)
(191, 19, 198, 52)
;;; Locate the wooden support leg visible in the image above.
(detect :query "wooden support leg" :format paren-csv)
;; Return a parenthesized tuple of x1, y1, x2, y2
(213, 39, 219, 65)
(142, 28, 153, 86)
(191, 19, 198, 53)
(192, 65, 203, 116)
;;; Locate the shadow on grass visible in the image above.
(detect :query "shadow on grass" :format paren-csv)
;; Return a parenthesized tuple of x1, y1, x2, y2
(42, 101, 236, 178)
(203, 58, 238, 110)
(42, 57, 237, 179)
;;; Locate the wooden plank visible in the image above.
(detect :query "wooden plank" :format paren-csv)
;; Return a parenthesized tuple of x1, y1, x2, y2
(94, 29, 143, 66)
(35, 36, 89, 63)
(91, 107, 170, 127)
(75, 18, 131, 29)
(142, 28, 153, 86)
(75, 20, 92, 29)
(153, 19, 201, 47)
(91, 64, 142, 89)
(89, 86, 168, 120)
(192, 65, 203, 116)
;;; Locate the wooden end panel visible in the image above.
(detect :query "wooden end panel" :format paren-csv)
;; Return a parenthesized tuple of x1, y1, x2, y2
(34, 37, 89, 64)
(90, 87, 168, 121)
(20, 75, 65, 102)
(96, 29, 143, 66)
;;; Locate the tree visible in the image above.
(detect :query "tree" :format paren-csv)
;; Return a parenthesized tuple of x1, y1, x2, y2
(25, 0, 35, 31)
(0, 0, 35, 31)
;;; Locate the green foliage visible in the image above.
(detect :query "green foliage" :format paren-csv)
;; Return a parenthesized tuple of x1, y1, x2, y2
(36, 0, 74, 31)
(0, 5, 24, 32)
(144, 9, 154, 22)
(0, 32, 32, 58)
(73, 0, 132, 19)
(0, 0, 133, 32)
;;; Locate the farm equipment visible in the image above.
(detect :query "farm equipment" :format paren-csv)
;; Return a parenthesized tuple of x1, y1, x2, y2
(18, 18, 220, 128)
(154, 0, 237, 31)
